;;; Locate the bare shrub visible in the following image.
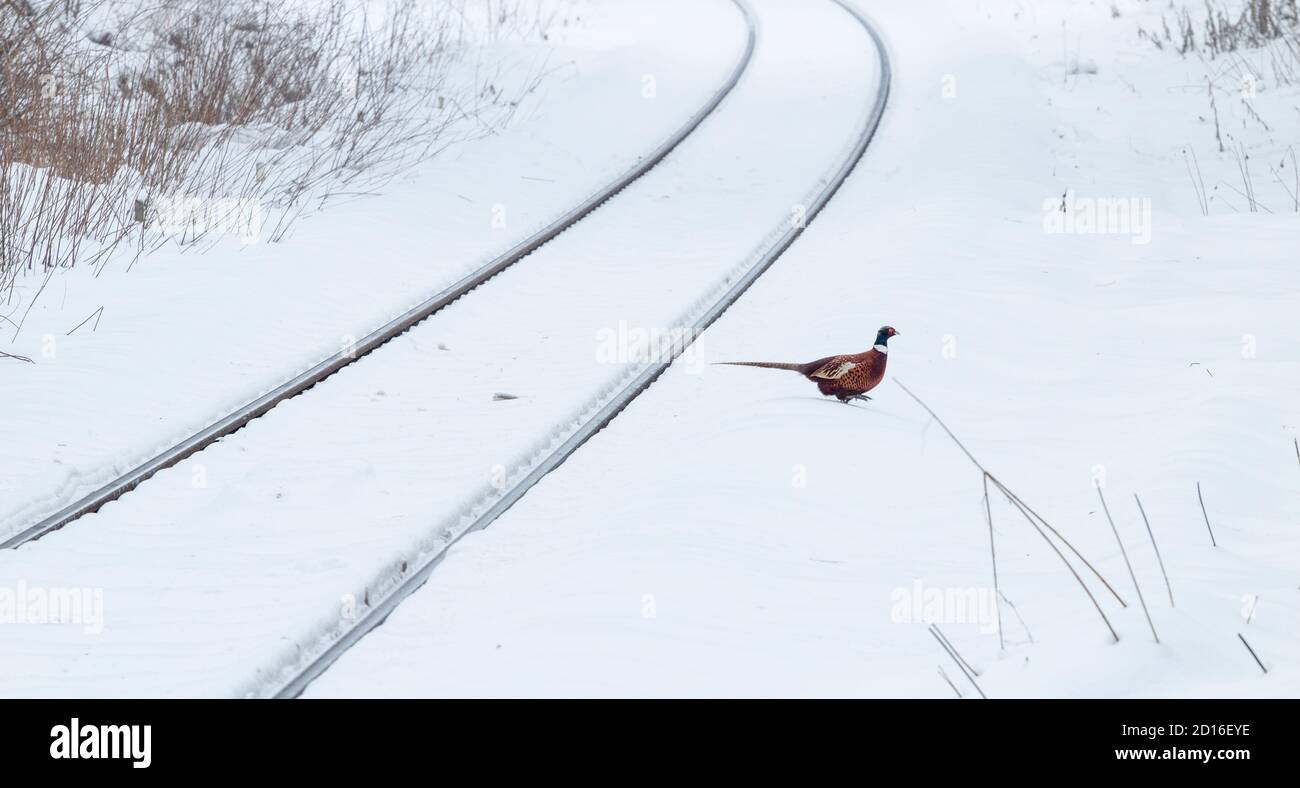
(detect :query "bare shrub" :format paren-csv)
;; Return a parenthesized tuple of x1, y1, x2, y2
(1, 0, 546, 310)
(1139, 0, 1300, 81)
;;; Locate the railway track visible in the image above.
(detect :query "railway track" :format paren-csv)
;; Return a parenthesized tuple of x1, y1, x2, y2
(0, 0, 758, 552)
(266, 0, 891, 699)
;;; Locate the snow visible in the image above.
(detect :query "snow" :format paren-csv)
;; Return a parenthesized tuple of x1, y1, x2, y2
(0, 0, 880, 696)
(3, 0, 1297, 699)
(305, 0, 1300, 697)
(0, 0, 743, 543)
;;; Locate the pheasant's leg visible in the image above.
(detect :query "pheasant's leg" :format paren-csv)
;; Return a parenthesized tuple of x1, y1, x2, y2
(848, 394, 872, 402)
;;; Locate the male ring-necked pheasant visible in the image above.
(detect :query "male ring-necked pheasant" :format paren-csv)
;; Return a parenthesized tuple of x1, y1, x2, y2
(715, 326, 899, 403)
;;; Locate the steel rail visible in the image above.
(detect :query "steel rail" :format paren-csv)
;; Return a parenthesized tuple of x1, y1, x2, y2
(267, 0, 891, 699)
(1, 0, 758, 551)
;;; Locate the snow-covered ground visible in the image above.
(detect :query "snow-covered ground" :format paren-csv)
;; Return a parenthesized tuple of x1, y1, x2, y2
(0, 0, 742, 543)
(3, 0, 1296, 699)
(307, 0, 1300, 697)
(0, 0, 881, 697)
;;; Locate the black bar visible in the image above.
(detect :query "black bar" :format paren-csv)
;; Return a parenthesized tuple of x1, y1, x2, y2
(2, 699, 1287, 775)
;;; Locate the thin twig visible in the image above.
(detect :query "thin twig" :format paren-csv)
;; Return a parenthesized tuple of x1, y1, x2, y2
(929, 625, 987, 699)
(1189, 147, 1209, 214)
(1197, 482, 1218, 547)
(65, 305, 104, 336)
(997, 591, 1035, 644)
(983, 474, 1005, 651)
(1098, 487, 1159, 643)
(0, 349, 34, 363)
(1134, 494, 1174, 607)
(932, 624, 981, 677)
(998, 478, 1128, 607)
(937, 665, 963, 698)
(899, 379, 1123, 644)
(1183, 147, 1209, 215)
(894, 379, 1128, 607)
(997, 482, 1121, 642)
(1237, 633, 1267, 674)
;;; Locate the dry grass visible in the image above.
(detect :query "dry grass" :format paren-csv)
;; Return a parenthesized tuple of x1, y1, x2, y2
(1140, 0, 1300, 83)
(1, 0, 546, 307)
(1138, 1, 1300, 214)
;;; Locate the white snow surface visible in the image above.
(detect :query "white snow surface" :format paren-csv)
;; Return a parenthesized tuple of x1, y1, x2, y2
(0, 0, 881, 696)
(307, 0, 1300, 698)
(3, 0, 1298, 699)
(0, 0, 743, 542)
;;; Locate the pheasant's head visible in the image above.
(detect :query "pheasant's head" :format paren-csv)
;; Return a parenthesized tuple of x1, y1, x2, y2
(875, 325, 899, 347)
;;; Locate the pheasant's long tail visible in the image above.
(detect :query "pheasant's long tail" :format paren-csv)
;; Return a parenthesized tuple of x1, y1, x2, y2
(713, 361, 805, 372)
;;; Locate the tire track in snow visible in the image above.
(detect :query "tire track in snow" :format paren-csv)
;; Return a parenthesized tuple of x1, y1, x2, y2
(262, 0, 891, 699)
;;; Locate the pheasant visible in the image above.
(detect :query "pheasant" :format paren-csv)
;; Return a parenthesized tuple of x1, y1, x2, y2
(715, 326, 898, 403)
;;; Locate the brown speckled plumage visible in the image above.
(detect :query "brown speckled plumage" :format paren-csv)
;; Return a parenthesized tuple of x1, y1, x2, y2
(716, 326, 898, 403)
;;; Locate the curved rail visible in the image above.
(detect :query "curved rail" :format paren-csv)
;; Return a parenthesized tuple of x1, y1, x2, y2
(0, 0, 759, 551)
(266, 0, 891, 699)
